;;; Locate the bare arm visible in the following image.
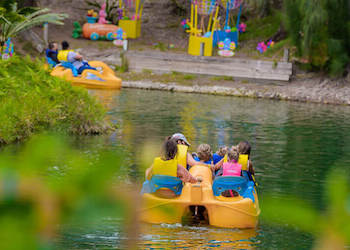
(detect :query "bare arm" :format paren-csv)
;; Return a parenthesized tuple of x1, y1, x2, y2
(145, 164, 153, 180)
(177, 164, 197, 183)
(74, 53, 83, 60)
(214, 158, 224, 171)
(187, 153, 211, 168)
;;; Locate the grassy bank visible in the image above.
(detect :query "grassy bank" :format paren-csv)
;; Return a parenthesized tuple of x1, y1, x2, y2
(0, 56, 111, 144)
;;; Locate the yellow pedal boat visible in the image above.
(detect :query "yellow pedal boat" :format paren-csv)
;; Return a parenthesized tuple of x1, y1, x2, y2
(140, 165, 260, 229)
(51, 61, 122, 89)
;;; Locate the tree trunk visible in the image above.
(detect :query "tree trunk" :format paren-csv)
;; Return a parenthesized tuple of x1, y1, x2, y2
(269, 25, 287, 42)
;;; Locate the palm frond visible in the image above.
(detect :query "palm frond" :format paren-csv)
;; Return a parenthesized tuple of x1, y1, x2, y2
(0, 8, 68, 44)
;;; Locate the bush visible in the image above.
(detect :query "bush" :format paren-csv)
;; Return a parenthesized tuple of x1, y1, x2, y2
(0, 56, 110, 144)
(283, 0, 350, 76)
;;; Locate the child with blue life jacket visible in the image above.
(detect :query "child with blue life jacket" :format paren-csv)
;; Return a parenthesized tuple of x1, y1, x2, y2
(145, 137, 197, 184)
(214, 146, 228, 163)
(193, 144, 226, 170)
(46, 42, 60, 66)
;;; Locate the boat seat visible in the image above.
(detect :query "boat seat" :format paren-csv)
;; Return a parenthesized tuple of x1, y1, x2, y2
(46, 57, 57, 68)
(212, 176, 255, 202)
(60, 61, 78, 77)
(141, 175, 183, 196)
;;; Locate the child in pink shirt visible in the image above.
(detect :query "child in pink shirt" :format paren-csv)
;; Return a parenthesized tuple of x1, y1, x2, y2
(222, 148, 242, 177)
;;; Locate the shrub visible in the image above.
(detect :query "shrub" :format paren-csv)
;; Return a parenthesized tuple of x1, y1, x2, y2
(0, 56, 109, 144)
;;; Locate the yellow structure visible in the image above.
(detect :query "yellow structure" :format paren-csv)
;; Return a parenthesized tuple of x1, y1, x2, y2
(187, 3, 219, 57)
(118, 19, 141, 39)
(188, 36, 214, 57)
(119, 0, 144, 39)
(51, 61, 122, 89)
(140, 165, 260, 229)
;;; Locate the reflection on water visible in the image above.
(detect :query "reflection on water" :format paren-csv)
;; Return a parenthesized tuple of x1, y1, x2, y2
(140, 223, 258, 249)
(62, 88, 350, 249)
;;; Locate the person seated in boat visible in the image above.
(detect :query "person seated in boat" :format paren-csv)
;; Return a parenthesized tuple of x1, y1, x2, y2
(217, 148, 242, 197)
(171, 133, 210, 170)
(57, 41, 97, 74)
(145, 137, 197, 184)
(212, 145, 228, 166)
(46, 42, 60, 66)
(212, 145, 239, 174)
(221, 148, 242, 177)
(237, 141, 257, 184)
(194, 144, 213, 164)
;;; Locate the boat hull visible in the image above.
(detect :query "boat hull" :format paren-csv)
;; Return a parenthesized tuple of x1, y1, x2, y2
(140, 165, 260, 228)
(51, 61, 122, 89)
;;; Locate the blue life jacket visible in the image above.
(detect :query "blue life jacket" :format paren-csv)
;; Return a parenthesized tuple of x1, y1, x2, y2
(45, 49, 58, 67)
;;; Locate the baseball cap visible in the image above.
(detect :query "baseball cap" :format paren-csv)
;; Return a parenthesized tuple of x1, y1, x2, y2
(171, 133, 191, 146)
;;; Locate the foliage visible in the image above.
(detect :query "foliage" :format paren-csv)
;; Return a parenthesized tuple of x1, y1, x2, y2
(239, 12, 281, 42)
(83, 0, 120, 24)
(0, 134, 134, 250)
(170, 0, 189, 16)
(0, 56, 110, 144)
(0, 2, 67, 49)
(283, 0, 350, 76)
(262, 167, 350, 248)
(245, 0, 283, 17)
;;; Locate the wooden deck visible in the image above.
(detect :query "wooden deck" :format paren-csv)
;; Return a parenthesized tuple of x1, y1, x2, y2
(95, 50, 293, 83)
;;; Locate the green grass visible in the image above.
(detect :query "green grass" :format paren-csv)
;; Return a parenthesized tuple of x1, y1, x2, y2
(264, 38, 291, 58)
(240, 12, 282, 42)
(183, 74, 197, 80)
(142, 69, 153, 74)
(236, 11, 292, 60)
(120, 70, 199, 85)
(0, 56, 110, 144)
(210, 76, 234, 81)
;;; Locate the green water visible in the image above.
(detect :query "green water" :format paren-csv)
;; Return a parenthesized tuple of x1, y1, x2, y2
(61, 88, 350, 249)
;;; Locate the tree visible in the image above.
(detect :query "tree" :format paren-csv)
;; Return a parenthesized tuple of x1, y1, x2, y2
(0, 2, 67, 53)
(283, 0, 350, 76)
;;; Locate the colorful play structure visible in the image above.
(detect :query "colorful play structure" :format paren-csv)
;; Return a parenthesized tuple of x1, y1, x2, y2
(72, 0, 144, 41)
(187, 0, 219, 56)
(70, 0, 245, 57)
(0, 38, 14, 60)
(187, 0, 244, 57)
(118, 0, 145, 39)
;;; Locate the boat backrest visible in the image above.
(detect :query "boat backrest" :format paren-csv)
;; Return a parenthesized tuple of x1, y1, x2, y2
(46, 57, 57, 68)
(61, 62, 78, 77)
(141, 175, 183, 196)
(212, 176, 255, 202)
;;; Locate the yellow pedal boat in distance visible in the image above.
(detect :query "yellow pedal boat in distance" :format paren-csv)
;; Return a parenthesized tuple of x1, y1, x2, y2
(51, 61, 122, 89)
(140, 165, 260, 229)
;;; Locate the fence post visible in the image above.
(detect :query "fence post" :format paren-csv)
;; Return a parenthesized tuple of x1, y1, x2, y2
(43, 22, 48, 46)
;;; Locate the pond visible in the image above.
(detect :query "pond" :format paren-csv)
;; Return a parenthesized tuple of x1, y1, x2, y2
(59, 88, 350, 249)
